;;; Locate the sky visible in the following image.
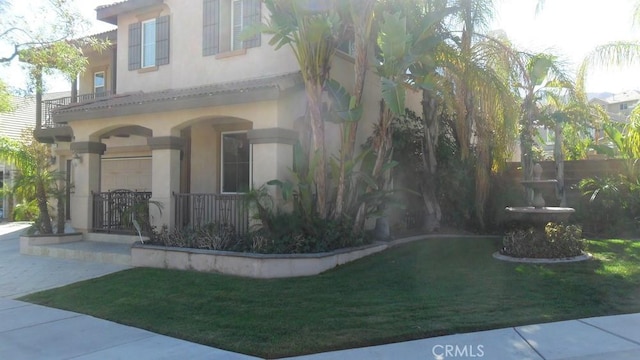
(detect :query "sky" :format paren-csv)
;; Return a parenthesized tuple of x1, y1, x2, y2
(1, 0, 640, 95)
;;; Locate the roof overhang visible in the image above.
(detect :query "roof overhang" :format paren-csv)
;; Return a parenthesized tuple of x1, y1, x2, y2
(51, 72, 304, 123)
(97, 0, 164, 25)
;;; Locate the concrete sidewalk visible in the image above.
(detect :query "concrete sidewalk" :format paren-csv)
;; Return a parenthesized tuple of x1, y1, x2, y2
(0, 298, 259, 360)
(2, 297, 639, 360)
(281, 313, 640, 359)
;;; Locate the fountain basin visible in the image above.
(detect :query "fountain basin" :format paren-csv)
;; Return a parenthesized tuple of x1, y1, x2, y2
(520, 179, 557, 189)
(505, 206, 575, 224)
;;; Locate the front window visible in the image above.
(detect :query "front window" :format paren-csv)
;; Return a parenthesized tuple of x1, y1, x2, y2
(620, 103, 629, 110)
(142, 19, 156, 67)
(221, 132, 250, 193)
(94, 71, 105, 96)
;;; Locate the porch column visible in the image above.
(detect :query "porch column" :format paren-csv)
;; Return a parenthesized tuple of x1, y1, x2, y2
(70, 141, 105, 233)
(148, 136, 184, 230)
(247, 128, 297, 199)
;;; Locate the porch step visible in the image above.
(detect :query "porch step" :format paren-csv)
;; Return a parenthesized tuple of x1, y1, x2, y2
(26, 241, 132, 266)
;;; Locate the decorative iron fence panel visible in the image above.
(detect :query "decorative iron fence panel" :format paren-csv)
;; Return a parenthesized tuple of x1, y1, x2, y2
(92, 190, 152, 234)
(174, 193, 248, 235)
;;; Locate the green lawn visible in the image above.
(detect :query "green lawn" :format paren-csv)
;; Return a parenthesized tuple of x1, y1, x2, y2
(21, 237, 640, 358)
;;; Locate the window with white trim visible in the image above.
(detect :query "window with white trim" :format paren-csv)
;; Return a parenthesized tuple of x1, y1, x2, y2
(94, 71, 105, 96)
(221, 132, 250, 193)
(203, 0, 261, 56)
(128, 15, 170, 70)
(142, 19, 157, 68)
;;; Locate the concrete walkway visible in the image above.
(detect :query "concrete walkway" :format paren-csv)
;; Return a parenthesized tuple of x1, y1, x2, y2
(2, 222, 640, 359)
(0, 223, 129, 299)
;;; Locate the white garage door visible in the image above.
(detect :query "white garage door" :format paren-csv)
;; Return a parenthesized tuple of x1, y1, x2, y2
(101, 157, 152, 192)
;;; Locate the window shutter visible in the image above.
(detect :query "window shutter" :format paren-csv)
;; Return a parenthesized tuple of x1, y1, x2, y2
(232, 0, 242, 51)
(156, 15, 170, 65)
(242, 0, 261, 49)
(203, 0, 220, 56)
(128, 22, 142, 70)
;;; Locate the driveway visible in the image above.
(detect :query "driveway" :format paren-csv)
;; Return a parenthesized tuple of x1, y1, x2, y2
(0, 222, 130, 299)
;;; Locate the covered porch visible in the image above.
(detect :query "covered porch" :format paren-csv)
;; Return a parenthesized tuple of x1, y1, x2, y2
(50, 73, 304, 235)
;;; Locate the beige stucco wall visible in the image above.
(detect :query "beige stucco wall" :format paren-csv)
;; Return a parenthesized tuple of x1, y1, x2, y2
(112, 0, 298, 94)
(189, 120, 251, 194)
(78, 48, 114, 96)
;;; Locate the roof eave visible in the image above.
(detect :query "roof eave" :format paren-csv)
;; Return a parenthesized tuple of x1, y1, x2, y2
(52, 87, 286, 123)
(96, 0, 164, 25)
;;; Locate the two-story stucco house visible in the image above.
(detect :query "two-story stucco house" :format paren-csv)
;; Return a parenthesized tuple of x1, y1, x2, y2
(34, 0, 385, 235)
(589, 90, 640, 123)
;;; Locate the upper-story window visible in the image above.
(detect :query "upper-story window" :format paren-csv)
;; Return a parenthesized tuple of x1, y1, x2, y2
(128, 15, 170, 70)
(142, 19, 157, 67)
(203, 0, 261, 56)
(620, 103, 629, 111)
(94, 71, 106, 96)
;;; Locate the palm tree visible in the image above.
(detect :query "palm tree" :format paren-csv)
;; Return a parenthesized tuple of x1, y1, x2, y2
(332, 0, 375, 220)
(438, 0, 520, 228)
(0, 132, 61, 234)
(261, 0, 346, 219)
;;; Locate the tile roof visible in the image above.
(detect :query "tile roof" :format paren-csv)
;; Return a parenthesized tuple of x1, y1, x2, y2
(96, 0, 130, 10)
(52, 72, 303, 121)
(595, 90, 640, 104)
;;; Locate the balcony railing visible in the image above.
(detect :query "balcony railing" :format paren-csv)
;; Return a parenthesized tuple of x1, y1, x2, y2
(92, 190, 152, 234)
(174, 193, 249, 235)
(41, 91, 113, 129)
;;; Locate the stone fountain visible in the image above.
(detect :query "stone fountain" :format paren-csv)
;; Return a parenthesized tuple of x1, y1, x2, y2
(504, 163, 574, 224)
(497, 163, 588, 261)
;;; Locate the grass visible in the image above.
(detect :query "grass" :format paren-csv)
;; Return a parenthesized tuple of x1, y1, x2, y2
(20, 237, 640, 358)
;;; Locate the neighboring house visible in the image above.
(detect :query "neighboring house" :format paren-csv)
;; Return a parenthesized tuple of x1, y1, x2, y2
(590, 90, 640, 145)
(589, 90, 640, 123)
(32, 0, 391, 234)
(1, 92, 70, 219)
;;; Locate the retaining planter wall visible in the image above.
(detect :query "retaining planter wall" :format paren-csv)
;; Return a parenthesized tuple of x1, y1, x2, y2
(20, 233, 83, 254)
(131, 242, 388, 278)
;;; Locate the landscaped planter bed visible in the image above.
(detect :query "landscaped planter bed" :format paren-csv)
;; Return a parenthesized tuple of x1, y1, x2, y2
(131, 241, 388, 278)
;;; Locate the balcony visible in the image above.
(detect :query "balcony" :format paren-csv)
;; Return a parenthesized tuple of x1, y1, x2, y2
(35, 91, 114, 143)
(41, 91, 114, 129)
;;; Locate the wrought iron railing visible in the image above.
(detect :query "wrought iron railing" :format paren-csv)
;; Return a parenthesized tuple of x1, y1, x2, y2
(42, 91, 113, 128)
(92, 190, 152, 234)
(174, 193, 249, 235)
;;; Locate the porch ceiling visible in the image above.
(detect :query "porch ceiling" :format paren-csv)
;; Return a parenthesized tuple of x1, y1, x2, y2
(51, 72, 303, 124)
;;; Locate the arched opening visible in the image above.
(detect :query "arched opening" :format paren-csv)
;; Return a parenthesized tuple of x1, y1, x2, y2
(88, 125, 154, 233)
(172, 116, 252, 233)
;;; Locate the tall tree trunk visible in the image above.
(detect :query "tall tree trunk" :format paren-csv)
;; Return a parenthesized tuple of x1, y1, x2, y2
(35, 182, 52, 234)
(421, 91, 441, 232)
(56, 186, 65, 234)
(554, 121, 566, 206)
(520, 96, 536, 205)
(354, 102, 392, 231)
(307, 81, 327, 219)
(334, 0, 374, 220)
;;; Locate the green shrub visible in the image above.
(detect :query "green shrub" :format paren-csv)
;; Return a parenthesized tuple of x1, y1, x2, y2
(501, 222, 585, 258)
(150, 223, 239, 251)
(240, 213, 369, 254)
(577, 174, 640, 237)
